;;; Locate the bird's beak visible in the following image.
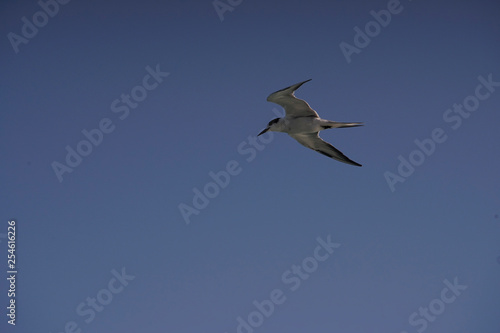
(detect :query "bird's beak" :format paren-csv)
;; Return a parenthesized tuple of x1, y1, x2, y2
(258, 127, 270, 136)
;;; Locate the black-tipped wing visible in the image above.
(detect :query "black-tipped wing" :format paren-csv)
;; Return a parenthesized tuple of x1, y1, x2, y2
(266, 79, 319, 118)
(289, 132, 362, 166)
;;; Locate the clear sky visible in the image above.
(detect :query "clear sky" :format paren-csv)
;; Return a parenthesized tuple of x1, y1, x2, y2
(1, 0, 500, 332)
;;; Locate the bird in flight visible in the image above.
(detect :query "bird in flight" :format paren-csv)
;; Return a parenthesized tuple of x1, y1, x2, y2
(259, 79, 363, 166)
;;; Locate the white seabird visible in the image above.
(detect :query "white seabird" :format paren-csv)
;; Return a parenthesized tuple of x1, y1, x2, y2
(258, 79, 363, 166)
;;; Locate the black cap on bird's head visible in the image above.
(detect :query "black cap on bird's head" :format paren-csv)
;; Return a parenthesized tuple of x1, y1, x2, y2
(258, 118, 280, 136)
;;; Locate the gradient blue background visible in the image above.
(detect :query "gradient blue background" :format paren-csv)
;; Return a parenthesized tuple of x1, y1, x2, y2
(1, 0, 499, 332)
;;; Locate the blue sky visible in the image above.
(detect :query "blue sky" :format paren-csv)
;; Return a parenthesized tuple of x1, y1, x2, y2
(1, 0, 499, 332)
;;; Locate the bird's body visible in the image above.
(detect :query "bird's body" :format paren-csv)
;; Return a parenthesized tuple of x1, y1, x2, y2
(259, 79, 363, 166)
(270, 117, 359, 134)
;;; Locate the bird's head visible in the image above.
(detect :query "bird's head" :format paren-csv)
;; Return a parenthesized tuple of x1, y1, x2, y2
(258, 118, 282, 136)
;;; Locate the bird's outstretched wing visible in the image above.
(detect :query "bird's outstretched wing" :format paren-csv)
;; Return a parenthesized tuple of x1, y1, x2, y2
(289, 132, 362, 166)
(266, 79, 319, 118)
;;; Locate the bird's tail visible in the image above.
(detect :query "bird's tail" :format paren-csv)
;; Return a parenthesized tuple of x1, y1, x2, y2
(324, 121, 363, 129)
